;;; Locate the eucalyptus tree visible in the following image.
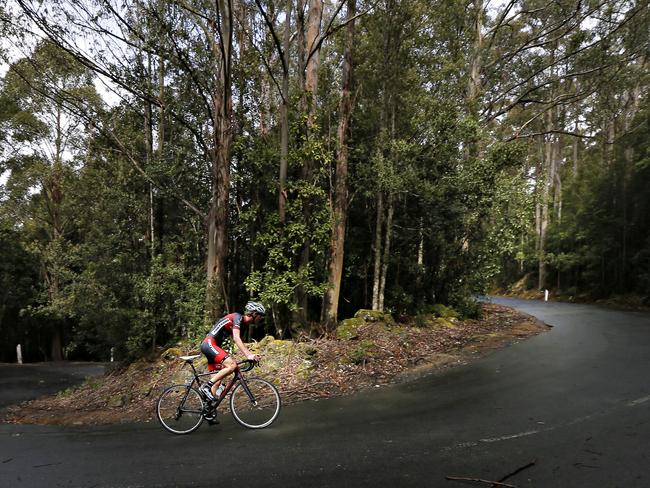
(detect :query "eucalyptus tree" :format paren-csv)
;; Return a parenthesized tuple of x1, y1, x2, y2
(16, 0, 243, 317)
(0, 39, 102, 360)
(321, 0, 356, 328)
(486, 0, 650, 296)
(229, 0, 363, 329)
(454, 0, 649, 292)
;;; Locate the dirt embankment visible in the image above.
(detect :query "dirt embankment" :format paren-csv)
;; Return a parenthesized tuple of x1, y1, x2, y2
(2, 303, 550, 426)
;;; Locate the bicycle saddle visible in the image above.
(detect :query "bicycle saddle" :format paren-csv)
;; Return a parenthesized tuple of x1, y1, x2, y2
(179, 354, 201, 362)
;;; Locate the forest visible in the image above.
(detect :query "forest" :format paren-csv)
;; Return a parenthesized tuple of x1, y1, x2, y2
(0, 0, 648, 363)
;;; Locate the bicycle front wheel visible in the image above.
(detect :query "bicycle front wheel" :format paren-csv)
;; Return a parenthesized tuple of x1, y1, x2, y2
(230, 378, 281, 429)
(156, 384, 204, 434)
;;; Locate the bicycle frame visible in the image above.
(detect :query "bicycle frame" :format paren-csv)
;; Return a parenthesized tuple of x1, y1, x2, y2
(185, 359, 257, 408)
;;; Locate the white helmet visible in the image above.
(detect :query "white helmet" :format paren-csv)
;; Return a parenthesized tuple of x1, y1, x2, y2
(244, 301, 266, 315)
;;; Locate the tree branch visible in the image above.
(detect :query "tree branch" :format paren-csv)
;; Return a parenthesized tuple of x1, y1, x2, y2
(7, 50, 207, 220)
(252, 0, 288, 75)
(305, 1, 376, 67)
(445, 476, 517, 488)
(508, 129, 599, 142)
(234, 7, 286, 103)
(16, 0, 210, 155)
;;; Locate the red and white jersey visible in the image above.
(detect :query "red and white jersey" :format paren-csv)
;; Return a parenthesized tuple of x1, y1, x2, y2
(206, 313, 243, 346)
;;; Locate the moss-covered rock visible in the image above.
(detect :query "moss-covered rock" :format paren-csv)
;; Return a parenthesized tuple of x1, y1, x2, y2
(258, 335, 276, 348)
(337, 317, 364, 340)
(296, 359, 315, 379)
(354, 309, 393, 323)
(265, 339, 295, 354)
(337, 309, 398, 340)
(161, 347, 183, 360)
(254, 337, 301, 374)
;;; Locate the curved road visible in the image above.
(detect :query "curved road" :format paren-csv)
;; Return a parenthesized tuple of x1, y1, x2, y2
(1, 298, 649, 487)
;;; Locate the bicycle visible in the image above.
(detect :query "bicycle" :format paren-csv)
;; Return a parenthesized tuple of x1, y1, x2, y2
(156, 355, 281, 435)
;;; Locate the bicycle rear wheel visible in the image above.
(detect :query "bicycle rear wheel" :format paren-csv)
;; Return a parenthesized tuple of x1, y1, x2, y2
(230, 378, 281, 429)
(157, 384, 204, 434)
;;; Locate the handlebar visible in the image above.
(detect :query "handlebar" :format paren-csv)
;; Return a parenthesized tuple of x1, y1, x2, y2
(237, 359, 259, 372)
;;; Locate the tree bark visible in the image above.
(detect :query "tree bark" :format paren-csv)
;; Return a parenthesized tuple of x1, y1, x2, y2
(417, 217, 424, 266)
(378, 193, 394, 311)
(278, 0, 292, 225)
(534, 140, 543, 255)
(144, 52, 155, 258)
(538, 42, 558, 290)
(322, 0, 356, 329)
(553, 124, 562, 223)
(538, 110, 555, 291)
(294, 0, 323, 323)
(206, 0, 233, 319)
(466, 0, 484, 119)
(371, 192, 384, 310)
(46, 105, 66, 361)
(305, 0, 322, 122)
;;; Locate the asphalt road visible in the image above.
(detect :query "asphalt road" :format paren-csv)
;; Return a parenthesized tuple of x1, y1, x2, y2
(0, 362, 106, 410)
(1, 298, 649, 488)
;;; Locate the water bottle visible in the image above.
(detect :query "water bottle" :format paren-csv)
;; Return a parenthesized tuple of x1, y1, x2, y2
(215, 384, 225, 398)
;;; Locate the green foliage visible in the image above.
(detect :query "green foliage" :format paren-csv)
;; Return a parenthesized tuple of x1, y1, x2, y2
(429, 304, 459, 319)
(127, 255, 205, 358)
(2, 0, 647, 362)
(242, 132, 331, 315)
(0, 224, 40, 360)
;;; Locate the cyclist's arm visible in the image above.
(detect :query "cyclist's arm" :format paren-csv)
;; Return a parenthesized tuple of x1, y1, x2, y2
(232, 328, 258, 360)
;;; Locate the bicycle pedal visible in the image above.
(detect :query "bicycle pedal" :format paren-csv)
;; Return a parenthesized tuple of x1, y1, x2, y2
(204, 412, 219, 424)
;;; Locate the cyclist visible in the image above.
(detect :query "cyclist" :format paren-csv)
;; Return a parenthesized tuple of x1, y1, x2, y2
(199, 301, 265, 401)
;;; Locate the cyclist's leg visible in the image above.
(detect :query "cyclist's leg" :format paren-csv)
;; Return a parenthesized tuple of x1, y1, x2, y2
(200, 338, 219, 371)
(201, 338, 225, 391)
(200, 337, 232, 397)
(207, 356, 237, 396)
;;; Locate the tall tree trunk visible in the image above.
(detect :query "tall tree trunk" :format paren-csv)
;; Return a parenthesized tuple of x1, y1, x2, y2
(371, 192, 384, 310)
(572, 117, 579, 178)
(206, 0, 233, 319)
(417, 217, 424, 266)
(297, 0, 306, 93)
(305, 0, 322, 123)
(46, 105, 65, 361)
(294, 0, 323, 323)
(537, 43, 559, 291)
(278, 0, 292, 224)
(157, 56, 165, 159)
(378, 193, 394, 311)
(538, 110, 555, 291)
(534, 141, 543, 254)
(553, 130, 563, 223)
(145, 52, 155, 259)
(153, 55, 166, 264)
(466, 0, 483, 119)
(322, 0, 356, 329)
